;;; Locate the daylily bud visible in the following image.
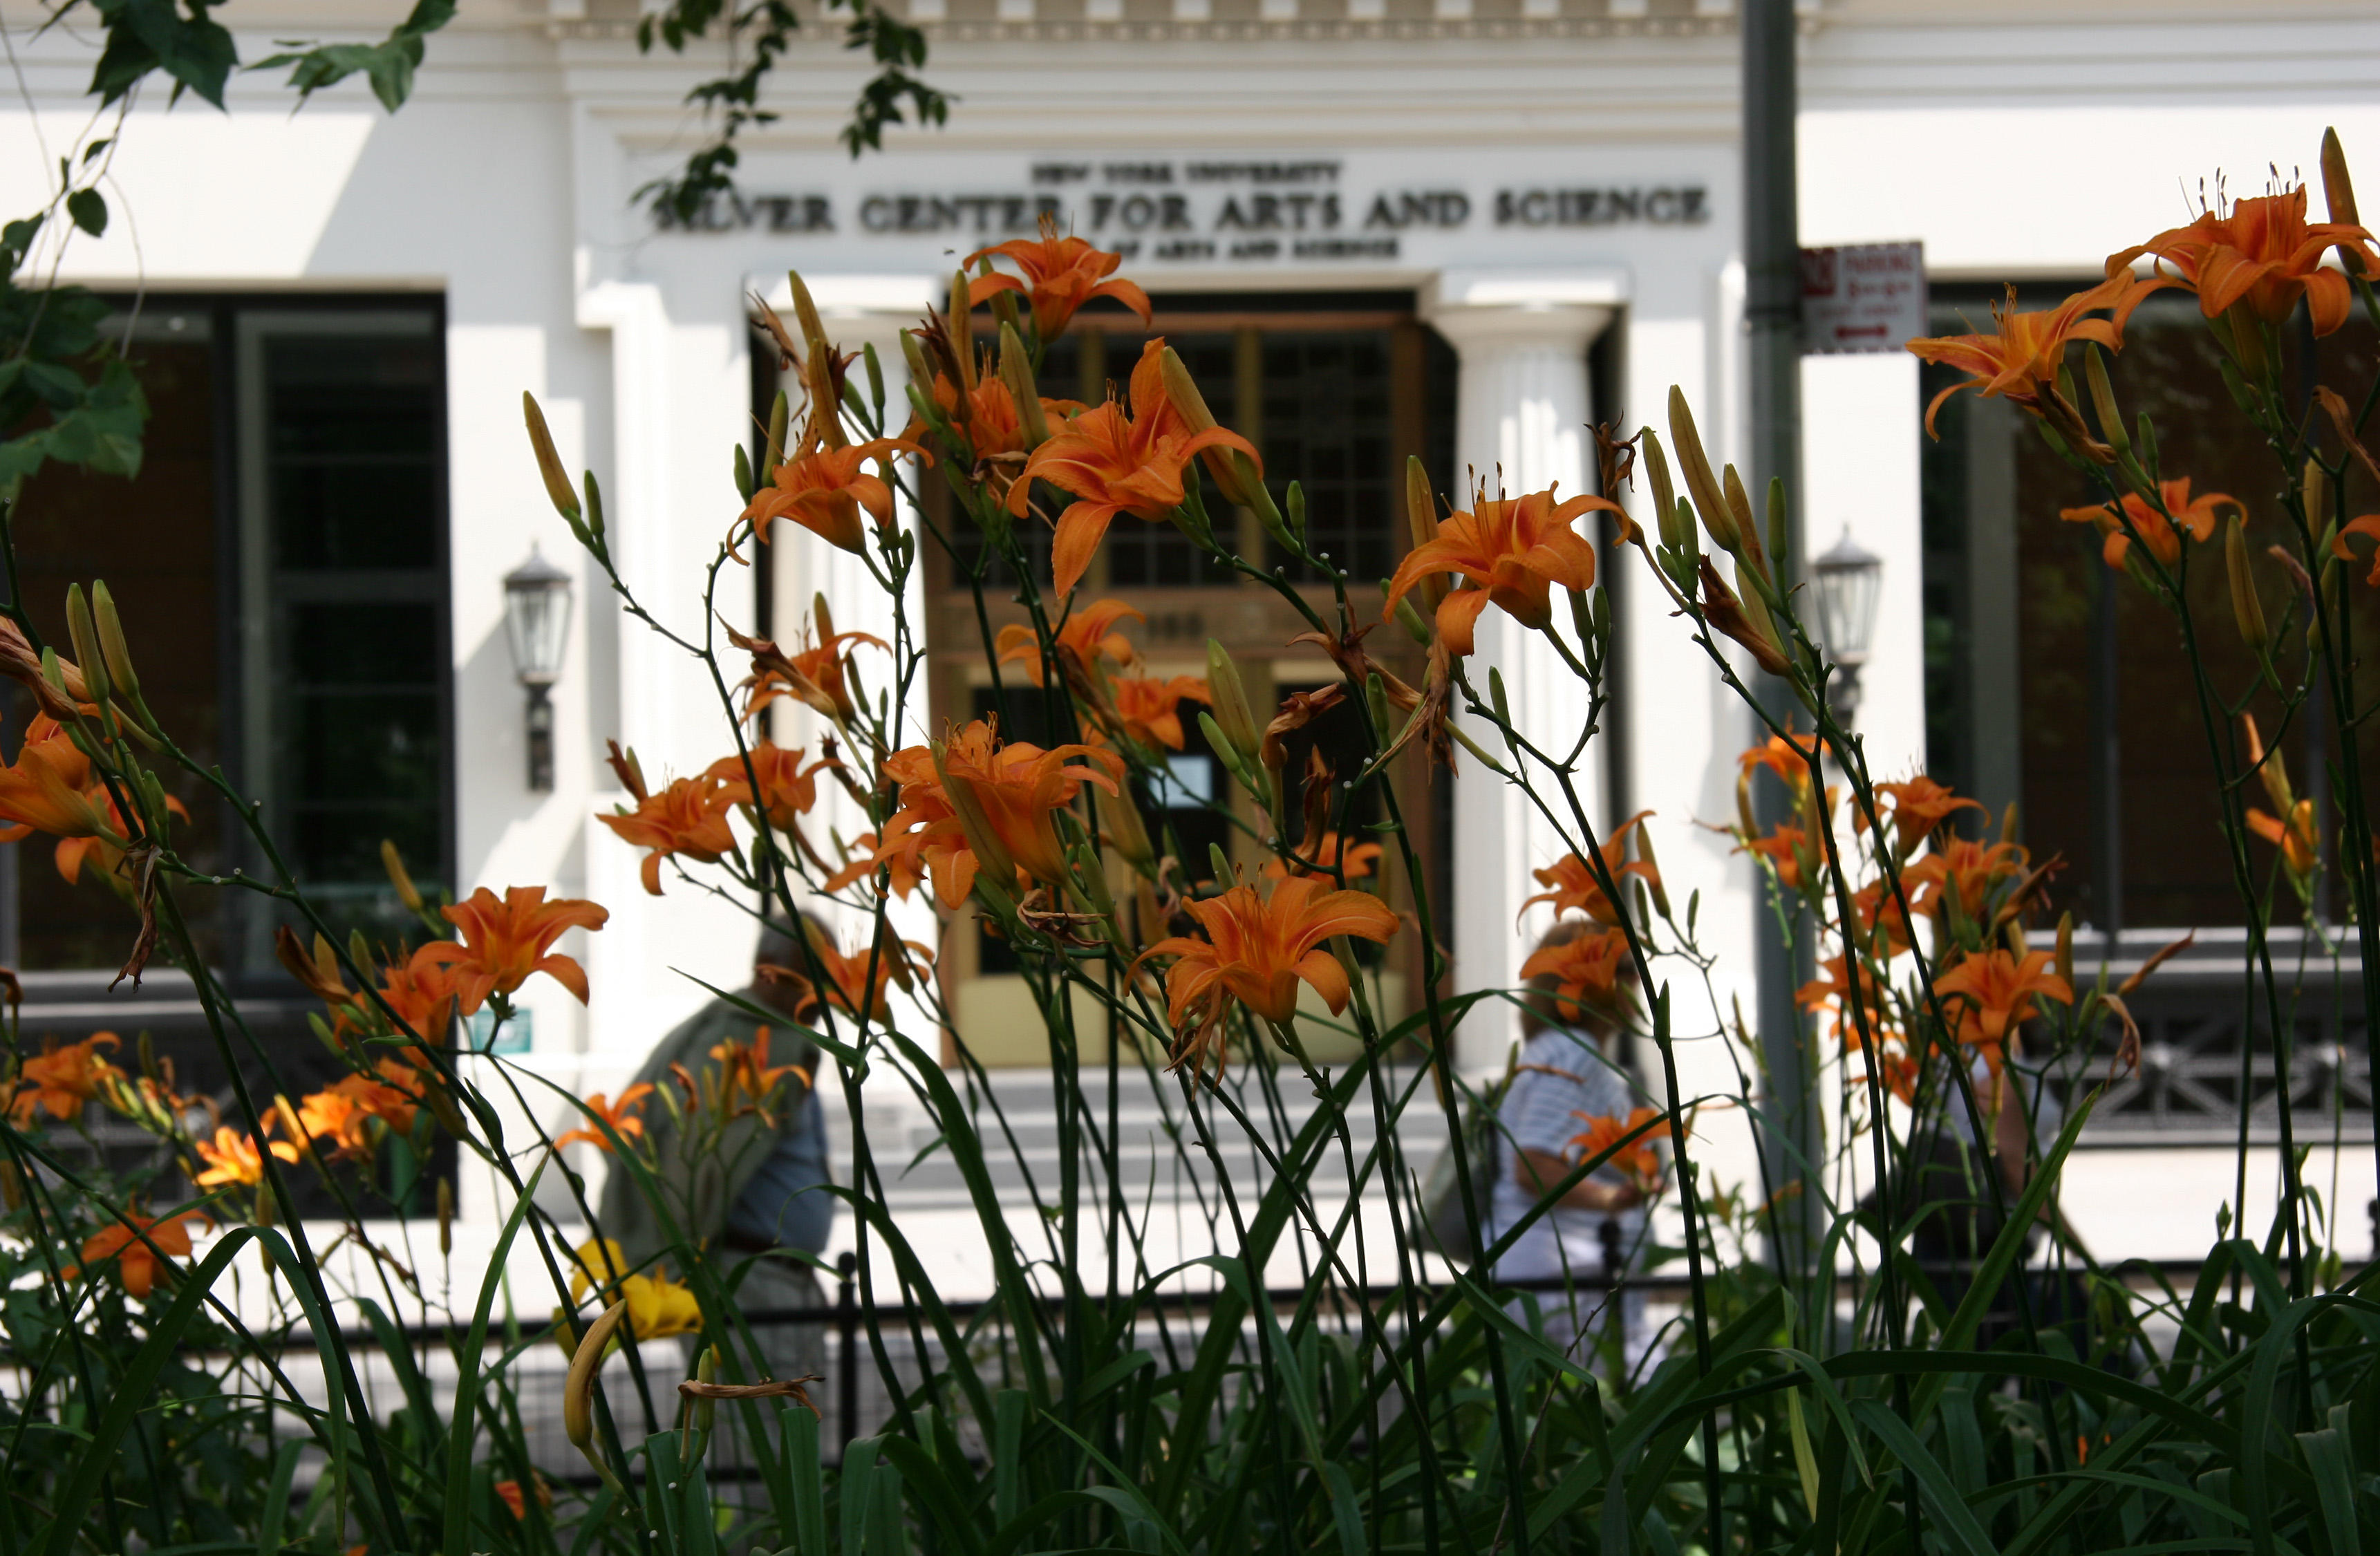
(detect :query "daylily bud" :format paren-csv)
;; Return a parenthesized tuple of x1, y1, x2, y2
(1636, 825, 1673, 917)
(2054, 911, 2074, 997)
(1204, 639, 1262, 765)
(899, 328, 933, 393)
(2323, 127, 2365, 275)
(2225, 516, 2268, 654)
(2083, 347, 2130, 458)
(1667, 387, 1737, 552)
(1696, 556, 1793, 677)
(766, 389, 790, 467)
(787, 270, 830, 361)
(64, 584, 109, 706)
(91, 581, 142, 706)
(1642, 428, 1678, 538)
(1095, 781, 1155, 876)
(691, 1345, 720, 1434)
(950, 272, 977, 393)
(1723, 465, 1766, 577)
(2242, 711, 2295, 816)
(1207, 842, 1234, 888)
(1405, 456, 1446, 610)
(563, 1297, 632, 1478)
(382, 838, 426, 915)
(436, 1176, 453, 1256)
(733, 443, 756, 502)
(582, 473, 606, 544)
(2303, 457, 2329, 529)
(522, 394, 581, 519)
(1736, 769, 1759, 840)
(861, 341, 885, 414)
(999, 324, 1049, 447)
(1998, 800, 2019, 845)
(1665, 497, 1700, 568)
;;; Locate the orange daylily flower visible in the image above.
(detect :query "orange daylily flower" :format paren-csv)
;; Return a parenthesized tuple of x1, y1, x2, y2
(494, 1475, 553, 1521)
(740, 602, 889, 727)
(0, 616, 98, 724)
(762, 930, 916, 1026)
(1795, 952, 1896, 1042)
(0, 715, 113, 843)
(1519, 924, 1633, 1025)
(923, 364, 1028, 465)
(1521, 812, 1657, 926)
(707, 742, 834, 834)
(1905, 837, 2028, 921)
(54, 780, 188, 887)
(294, 1076, 410, 1162)
(2248, 800, 2321, 877)
(2059, 478, 2240, 570)
(1137, 874, 1400, 1071)
(1569, 1106, 1666, 1190)
(8, 1031, 122, 1125)
(936, 720, 1126, 890)
(1111, 675, 1209, 751)
(1933, 948, 2073, 1065)
(966, 232, 1154, 341)
(742, 435, 928, 556)
(428, 885, 610, 1009)
(1740, 824, 1812, 892)
(68, 1210, 197, 1300)
(556, 1084, 655, 1153)
(1739, 729, 1821, 794)
(1850, 879, 1917, 957)
(2328, 514, 2380, 586)
(2107, 185, 2380, 337)
(598, 743, 738, 897)
(827, 743, 973, 904)
(192, 1127, 274, 1188)
(1866, 775, 1983, 854)
(708, 1027, 805, 1119)
(378, 942, 474, 1033)
(1383, 485, 1618, 656)
(995, 599, 1143, 688)
(1906, 272, 2161, 442)
(1264, 829, 1384, 884)
(1009, 339, 1260, 598)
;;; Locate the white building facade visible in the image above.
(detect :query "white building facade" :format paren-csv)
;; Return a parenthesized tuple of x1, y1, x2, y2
(2, 0, 2374, 1272)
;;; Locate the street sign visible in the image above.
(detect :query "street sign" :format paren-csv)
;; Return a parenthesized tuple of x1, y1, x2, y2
(1799, 241, 1925, 355)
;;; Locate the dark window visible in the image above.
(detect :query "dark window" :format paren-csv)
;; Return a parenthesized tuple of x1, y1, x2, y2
(2, 300, 451, 979)
(1920, 286, 2380, 932)
(242, 315, 450, 960)
(1262, 332, 1397, 584)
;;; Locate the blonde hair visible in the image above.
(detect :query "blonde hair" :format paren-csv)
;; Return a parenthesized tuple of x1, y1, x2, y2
(1517, 917, 1641, 1041)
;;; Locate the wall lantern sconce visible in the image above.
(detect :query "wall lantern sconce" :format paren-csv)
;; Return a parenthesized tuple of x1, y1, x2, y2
(1811, 527, 1883, 722)
(502, 545, 573, 792)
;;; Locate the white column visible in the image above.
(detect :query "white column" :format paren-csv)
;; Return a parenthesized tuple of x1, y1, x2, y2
(1421, 272, 1617, 1071)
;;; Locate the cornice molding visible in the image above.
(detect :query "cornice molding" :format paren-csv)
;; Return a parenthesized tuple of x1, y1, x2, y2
(542, 12, 1746, 46)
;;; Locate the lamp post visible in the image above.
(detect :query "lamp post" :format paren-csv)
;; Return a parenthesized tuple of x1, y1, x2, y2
(502, 545, 573, 793)
(1812, 528, 1884, 722)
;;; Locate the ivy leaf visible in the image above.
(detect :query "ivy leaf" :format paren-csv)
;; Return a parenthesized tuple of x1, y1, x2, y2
(91, 0, 238, 109)
(66, 189, 108, 238)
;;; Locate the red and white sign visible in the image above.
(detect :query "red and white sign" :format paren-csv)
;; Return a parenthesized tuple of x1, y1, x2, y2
(1799, 241, 1926, 355)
